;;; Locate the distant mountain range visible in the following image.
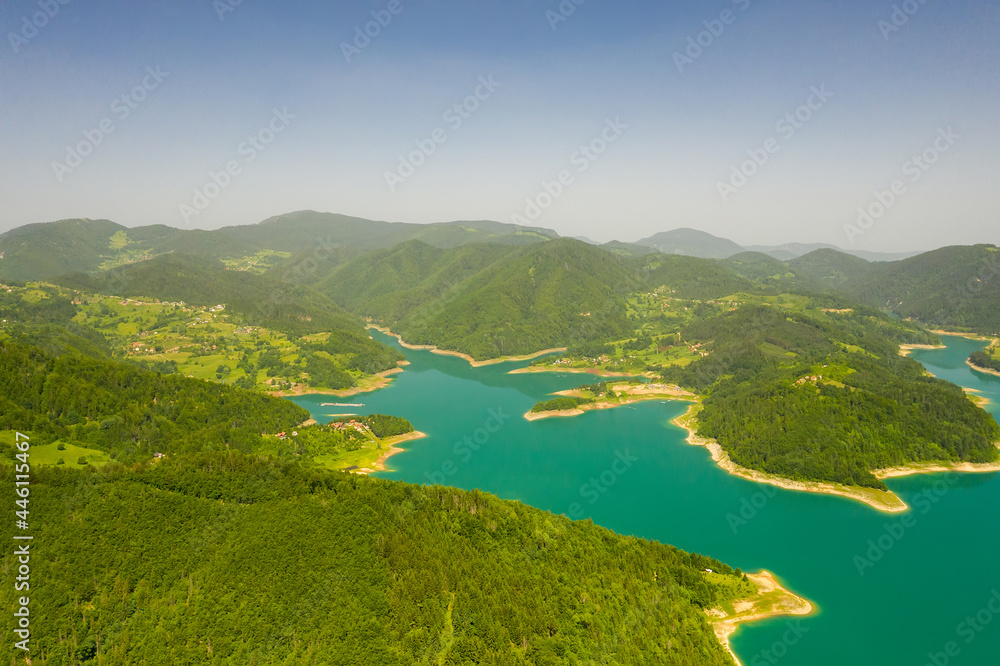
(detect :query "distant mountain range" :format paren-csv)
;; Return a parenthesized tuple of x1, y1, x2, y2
(1, 212, 997, 335)
(0, 213, 919, 284)
(632, 228, 918, 263)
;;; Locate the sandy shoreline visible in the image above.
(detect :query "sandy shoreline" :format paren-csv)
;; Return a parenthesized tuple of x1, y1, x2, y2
(524, 383, 695, 421)
(929, 330, 999, 342)
(672, 405, 909, 512)
(675, 405, 1000, 512)
(508, 365, 654, 378)
(899, 343, 945, 357)
(368, 325, 566, 367)
(707, 571, 814, 666)
(967, 359, 1000, 378)
(274, 367, 405, 398)
(524, 408, 585, 421)
(873, 451, 1000, 480)
(354, 430, 427, 475)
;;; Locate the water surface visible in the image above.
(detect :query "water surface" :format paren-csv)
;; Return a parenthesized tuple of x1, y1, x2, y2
(292, 333, 1000, 665)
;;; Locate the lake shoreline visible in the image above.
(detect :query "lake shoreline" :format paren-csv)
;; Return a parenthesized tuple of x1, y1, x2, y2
(508, 365, 653, 378)
(967, 359, 1000, 378)
(368, 325, 566, 367)
(707, 571, 815, 666)
(523, 383, 695, 421)
(899, 343, 945, 357)
(673, 405, 910, 513)
(274, 367, 405, 398)
(354, 430, 428, 475)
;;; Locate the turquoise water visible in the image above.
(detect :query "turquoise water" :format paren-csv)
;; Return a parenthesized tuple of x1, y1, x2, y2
(291, 333, 1000, 665)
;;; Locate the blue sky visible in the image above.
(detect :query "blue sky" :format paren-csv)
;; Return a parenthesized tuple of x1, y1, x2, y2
(1, 0, 997, 251)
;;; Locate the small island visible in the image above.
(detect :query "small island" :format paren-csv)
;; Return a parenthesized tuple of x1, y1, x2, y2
(524, 381, 695, 420)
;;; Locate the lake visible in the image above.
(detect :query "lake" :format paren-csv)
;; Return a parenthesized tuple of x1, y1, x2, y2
(292, 332, 1000, 665)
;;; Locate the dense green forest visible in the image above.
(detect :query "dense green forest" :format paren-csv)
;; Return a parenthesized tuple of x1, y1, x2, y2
(842, 244, 1000, 334)
(322, 239, 638, 360)
(0, 335, 310, 464)
(0, 453, 751, 664)
(662, 305, 1000, 488)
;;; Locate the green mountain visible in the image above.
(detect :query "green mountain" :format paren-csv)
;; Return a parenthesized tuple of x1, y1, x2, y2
(844, 244, 1000, 334)
(0, 218, 129, 281)
(323, 239, 638, 360)
(789, 249, 874, 290)
(52, 254, 403, 386)
(0, 451, 748, 664)
(0, 324, 752, 664)
(54, 254, 363, 337)
(663, 304, 1000, 489)
(0, 213, 560, 282)
(640, 254, 753, 300)
(635, 228, 746, 259)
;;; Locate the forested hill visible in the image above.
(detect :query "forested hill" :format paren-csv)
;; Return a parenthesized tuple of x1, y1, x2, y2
(323, 238, 640, 360)
(842, 244, 1000, 334)
(54, 253, 364, 337)
(0, 214, 557, 282)
(663, 304, 1000, 489)
(0, 453, 750, 664)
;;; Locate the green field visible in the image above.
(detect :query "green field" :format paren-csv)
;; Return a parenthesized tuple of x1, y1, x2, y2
(71, 295, 367, 393)
(0, 432, 112, 469)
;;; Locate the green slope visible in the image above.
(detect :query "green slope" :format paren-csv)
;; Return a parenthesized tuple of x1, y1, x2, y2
(0, 453, 748, 665)
(324, 239, 638, 360)
(0, 219, 128, 281)
(663, 304, 1000, 488)
(47, 254, 403, 387)
(0, 214, 561, 282)
(789, 249, 874, 290)
(843, 244, 1000, 334)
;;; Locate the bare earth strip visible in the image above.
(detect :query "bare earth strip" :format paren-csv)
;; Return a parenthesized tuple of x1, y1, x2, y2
(523, 383, 695, 421)
(509, 366, 655, 378)
(275, 367, 406, 398)
(967, 359, 1000, 378)
(706, 571, 814, 666)
(354, 431, 428, 475)
(898, 343, 945, 357)
(367, 325, 566, 367)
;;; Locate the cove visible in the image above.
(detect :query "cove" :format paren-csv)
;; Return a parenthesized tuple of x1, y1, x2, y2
(291, 332, 1000, 665)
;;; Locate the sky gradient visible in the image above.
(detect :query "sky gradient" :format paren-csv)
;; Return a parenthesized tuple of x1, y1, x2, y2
(1, 0, 998, 252)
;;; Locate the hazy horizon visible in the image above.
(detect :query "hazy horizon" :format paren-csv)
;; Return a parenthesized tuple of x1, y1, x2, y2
(2, 0, 998, 253)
